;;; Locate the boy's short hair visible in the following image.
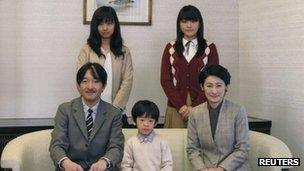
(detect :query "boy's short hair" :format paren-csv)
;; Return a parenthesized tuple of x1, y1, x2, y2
(131, 100, 160, 123)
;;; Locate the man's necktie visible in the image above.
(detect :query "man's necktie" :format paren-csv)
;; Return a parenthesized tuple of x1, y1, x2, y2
(185, 41, 191, 56)
(86, 108, 93, 138)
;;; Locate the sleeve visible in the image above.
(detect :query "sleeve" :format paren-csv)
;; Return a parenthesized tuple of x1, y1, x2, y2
(160, 43, 185, 110)
(102, 111, 125, 166)
(49, 104, 70, 166)
(218, 107, 250, 171)
(186, 111, 206, 170)
(160, 139, 173, 171)
(112, 47, 133, 109)
(120, 139, 134, 171)
(76, 45, 89, 71)
(206, 43, 219, 66)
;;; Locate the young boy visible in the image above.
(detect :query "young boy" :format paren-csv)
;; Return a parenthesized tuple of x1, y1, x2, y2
(121, 100, 173, 171)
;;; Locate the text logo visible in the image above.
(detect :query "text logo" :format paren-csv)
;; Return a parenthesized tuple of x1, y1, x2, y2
(258, 158, 300, 166)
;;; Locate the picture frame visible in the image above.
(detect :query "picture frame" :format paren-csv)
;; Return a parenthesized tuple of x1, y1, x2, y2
(83, 0, 152, 25)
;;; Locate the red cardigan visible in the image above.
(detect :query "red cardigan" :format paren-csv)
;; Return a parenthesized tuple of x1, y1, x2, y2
(160, 41, 219, 110)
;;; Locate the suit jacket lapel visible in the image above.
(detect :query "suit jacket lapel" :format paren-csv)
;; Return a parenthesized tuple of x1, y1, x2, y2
(72, 97, 89, 140)
(90, 100, 107, 140)
(214, 99, 227, 142)
(110, 51, 118, 101)
(201, 103, 216, 146)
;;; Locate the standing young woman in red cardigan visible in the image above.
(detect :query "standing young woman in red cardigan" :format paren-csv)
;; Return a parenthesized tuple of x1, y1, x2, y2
(161, 5, 219, 128)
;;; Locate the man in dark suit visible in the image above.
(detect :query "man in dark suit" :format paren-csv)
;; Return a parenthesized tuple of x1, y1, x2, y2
(49, 62, 124, 171)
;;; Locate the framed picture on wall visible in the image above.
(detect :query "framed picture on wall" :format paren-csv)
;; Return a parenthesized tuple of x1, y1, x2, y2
(83, 0, 152, 25)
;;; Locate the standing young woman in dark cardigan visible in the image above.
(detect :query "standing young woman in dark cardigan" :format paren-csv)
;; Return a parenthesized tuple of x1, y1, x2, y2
(161, 5, 219, 128)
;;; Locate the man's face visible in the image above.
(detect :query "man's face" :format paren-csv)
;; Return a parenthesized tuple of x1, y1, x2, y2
(79, 69, 105, 107)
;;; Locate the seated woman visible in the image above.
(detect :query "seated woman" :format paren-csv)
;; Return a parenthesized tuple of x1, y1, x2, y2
(186, 65, 250, 171)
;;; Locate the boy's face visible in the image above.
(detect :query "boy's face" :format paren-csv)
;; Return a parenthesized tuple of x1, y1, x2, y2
(135, 116, 156, 136)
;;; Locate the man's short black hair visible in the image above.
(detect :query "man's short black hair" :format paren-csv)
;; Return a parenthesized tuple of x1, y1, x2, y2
(199, 64, 231, 86)
(131, 100, 160, 123)
(76, 62, 107, 86)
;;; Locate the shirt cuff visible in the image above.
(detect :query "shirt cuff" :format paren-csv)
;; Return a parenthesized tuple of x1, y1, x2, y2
(58, 157, 68, 169)
(101, 157, 112, 168)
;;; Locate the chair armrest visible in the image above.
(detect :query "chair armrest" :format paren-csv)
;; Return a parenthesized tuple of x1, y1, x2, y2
(1, 129, 54, 171)
(249, 131, 293, 171)
(1, 135, 25, 171)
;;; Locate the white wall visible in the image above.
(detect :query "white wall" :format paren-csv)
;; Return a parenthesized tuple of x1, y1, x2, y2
(0, 0, 238, 118)
(238, 1, 304, 170)
(0, 1, 86, 118)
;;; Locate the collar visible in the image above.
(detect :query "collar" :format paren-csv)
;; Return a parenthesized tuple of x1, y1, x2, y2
(82, 98, 100, 113)
(182, 38, 198, 47)
(101, 47, 111, 56)
(137, 130, 156, 143)
(207, 100, 223, 112)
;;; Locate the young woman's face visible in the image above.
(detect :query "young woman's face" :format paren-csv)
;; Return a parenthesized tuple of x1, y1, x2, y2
(98, 20, 115, 40)
(180, 19, 199, 40)
(202, 76, 227, 108)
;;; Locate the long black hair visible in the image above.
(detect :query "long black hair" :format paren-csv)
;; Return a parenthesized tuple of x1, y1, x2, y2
(87, 6, 124, 58)
(175, 5, 207, 57)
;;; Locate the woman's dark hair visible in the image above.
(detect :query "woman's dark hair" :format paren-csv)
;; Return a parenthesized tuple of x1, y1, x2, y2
(87, 6, 124, 58)
(175, 5, 207, 57)
(199, 65, 231, 86)
(77, 62, 107, 86)
(131, 100, 160, 123)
